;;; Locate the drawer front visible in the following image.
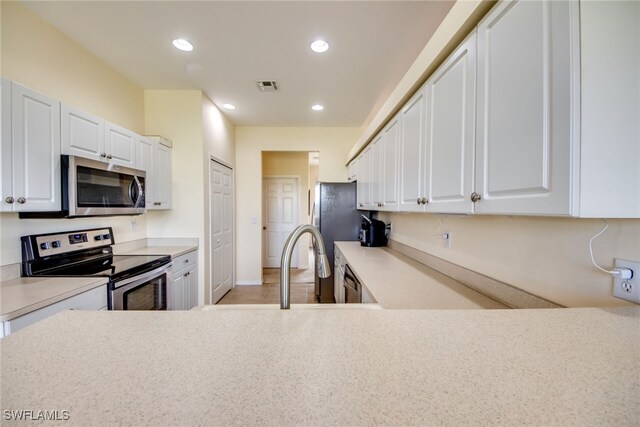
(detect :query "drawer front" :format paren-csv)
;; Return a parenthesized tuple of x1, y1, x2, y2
(172, 250, 197, 274)
(6, 285, 107, 335)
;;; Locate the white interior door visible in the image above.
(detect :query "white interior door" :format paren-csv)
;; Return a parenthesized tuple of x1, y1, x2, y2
(263, 177, 298, 269)
(210, 160, 233, 304)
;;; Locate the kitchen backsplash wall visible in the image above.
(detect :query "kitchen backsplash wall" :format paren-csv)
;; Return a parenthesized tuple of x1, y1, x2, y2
(0, 213, 147, 266)
(378, 212, 640, 307)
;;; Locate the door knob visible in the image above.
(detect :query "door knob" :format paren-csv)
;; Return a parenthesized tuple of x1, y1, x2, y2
(5, 196, 14, 204)
(262, 226, 267, 230)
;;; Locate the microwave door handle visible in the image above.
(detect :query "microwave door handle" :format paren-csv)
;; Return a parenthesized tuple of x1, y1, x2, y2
(132, 176, 144, 208)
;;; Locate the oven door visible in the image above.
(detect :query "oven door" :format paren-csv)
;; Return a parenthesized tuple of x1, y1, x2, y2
(343, 264, 361, 303)
(109, 265, 172, 310)
(66, 155, 146, 217)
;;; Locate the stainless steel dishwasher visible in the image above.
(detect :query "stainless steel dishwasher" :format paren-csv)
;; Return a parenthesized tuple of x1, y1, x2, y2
(343, 264, 361, 303)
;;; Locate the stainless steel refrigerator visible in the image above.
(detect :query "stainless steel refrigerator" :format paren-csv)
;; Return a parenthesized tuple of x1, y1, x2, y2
(312, 181, 361, 303)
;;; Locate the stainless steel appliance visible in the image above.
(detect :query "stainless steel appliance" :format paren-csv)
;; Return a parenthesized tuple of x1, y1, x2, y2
(343, 264, 361, 303)
(20, 155, 146, 218)
(21, 227, 172, 310)
(311, 181, 361, 303)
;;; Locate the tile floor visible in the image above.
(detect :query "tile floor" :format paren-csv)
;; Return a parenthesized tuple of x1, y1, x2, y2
(217, 267, 318, 304)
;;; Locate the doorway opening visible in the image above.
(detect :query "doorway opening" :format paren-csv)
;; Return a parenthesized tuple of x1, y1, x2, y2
(261, 151, 319, 291)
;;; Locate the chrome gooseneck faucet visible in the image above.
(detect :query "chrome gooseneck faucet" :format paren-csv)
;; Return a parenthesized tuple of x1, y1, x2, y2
(280, 224, 331, 309)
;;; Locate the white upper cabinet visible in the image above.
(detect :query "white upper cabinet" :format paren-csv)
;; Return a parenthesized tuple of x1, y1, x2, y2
(356, 147, 371, 210)
(380, 115, 399, 211)
(61, 104, 104, 161)
(426, 31, 476, 214)
(578, 0, 639, 218)
(2, 80, 60, 212)
(104, 121, 136, 168)
(136, 135, 172, 210)
(475, 0, 574, 215)
(62, 105, 137, 168)
(347, 158, 358, 182)
(369, 133, 383, 209)
(399, 85, 428, 212)
(155, 139, 173, 209)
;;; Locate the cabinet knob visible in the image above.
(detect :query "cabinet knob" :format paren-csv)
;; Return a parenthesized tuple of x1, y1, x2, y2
(420, 197, 428, 205)
(184, 259, 189, 263)
(17, 197, 26, 204)
(470, 192, 481, 203)
(100, 152, 107, 158)
(5, 196, 14, 204)
(262, 226, 267, 230)
(106, 154, 113, 160)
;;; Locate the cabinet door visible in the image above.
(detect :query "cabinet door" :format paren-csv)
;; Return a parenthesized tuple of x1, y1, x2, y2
(369, 134, 383, 210)
(475, 0, 574, 215)
(347, 158, 358, 182)
(426, 32, 476, 214)
(399, 86, 427, 212)
(381, 116, 399, 211)
(136, 136, 156, 208)
(356, 148, 371, 210)
(155, 143, 172, 209)
(1, 78, 12, 212)
(172, 271, 185, 310)
(9, 83, 61, 212)
(61, 104, 104, 161)
(105, 122, 136, 167)
(186, 264, 198, 309)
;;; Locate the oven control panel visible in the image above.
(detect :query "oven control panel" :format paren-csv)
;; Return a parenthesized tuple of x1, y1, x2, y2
(32, 228, 113, 257)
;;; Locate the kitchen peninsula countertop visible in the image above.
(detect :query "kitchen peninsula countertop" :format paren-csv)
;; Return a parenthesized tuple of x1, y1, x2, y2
(112, 237, 198, 259)
(0, 276, 107, 322)
(1, 306, 638, 425)
(335, 241, 507, 309)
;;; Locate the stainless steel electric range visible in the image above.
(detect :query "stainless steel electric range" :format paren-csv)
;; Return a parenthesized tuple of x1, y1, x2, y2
(21, 228, 172, 310)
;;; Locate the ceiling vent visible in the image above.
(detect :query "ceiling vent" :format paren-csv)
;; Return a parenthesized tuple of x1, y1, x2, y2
(256, 80, 278, 92)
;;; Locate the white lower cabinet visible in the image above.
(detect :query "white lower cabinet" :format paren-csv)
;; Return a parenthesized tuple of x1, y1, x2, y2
(170, 251, 198, 310)
(334, 246, 346, 303)
(3, 285, 107, 336)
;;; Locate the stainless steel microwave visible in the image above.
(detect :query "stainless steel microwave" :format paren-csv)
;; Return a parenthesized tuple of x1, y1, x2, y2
(20, 155, 146, 218)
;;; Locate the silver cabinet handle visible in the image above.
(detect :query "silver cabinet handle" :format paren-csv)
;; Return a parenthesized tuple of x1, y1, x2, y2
(17, 197, 26, 204)
(106, 154, 113, 160)
(100, 152, 107, 158)
(5, 196, 14, 204)
(417, 198, 421, 205)
(421, 197, 427, 204)
(470, 192, 481, 203)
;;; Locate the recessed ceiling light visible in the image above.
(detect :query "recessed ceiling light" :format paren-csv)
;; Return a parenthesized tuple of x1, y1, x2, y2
(172, 39, 194, 52)
(312, 104, 324, 111)
(222, 103, 236, 110)
(310, 40, 329, 53)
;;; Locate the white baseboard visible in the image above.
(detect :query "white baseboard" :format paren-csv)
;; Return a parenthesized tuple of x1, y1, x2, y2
(235, 280, 263, 286)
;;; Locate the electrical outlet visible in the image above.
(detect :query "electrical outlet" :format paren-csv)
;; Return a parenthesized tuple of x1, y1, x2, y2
(613, 259, 640, 304)
(441, 231, 451, 249)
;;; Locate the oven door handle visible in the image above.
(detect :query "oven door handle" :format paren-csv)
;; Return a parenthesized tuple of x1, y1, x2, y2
(112, 263, 172, 289)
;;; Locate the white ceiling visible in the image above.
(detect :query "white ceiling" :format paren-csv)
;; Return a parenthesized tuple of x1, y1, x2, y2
(23, 1, 454, 127)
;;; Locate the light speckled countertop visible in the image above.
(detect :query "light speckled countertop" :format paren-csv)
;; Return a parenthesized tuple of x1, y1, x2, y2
(116, 245, 197, 259)
(0, 277, 107, 322)
(336, 241, 507, 309)
(1, 306, 638, 425)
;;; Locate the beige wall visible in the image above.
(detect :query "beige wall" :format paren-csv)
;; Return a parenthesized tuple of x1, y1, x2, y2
(235, 127, 360, 284)
(0, 1, 147, 266)
(202, 94, 236, 301)
(0, 1, 144, 133)
(262, 151, 311, 269)
(380, 213, 640, 307)
(144, 90, 206, 303)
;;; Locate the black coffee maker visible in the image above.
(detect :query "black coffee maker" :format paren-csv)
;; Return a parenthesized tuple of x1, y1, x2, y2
(360, 215, 388, 247)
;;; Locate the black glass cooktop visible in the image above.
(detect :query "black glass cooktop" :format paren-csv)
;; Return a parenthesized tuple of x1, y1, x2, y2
(30, 254, 171, 281)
